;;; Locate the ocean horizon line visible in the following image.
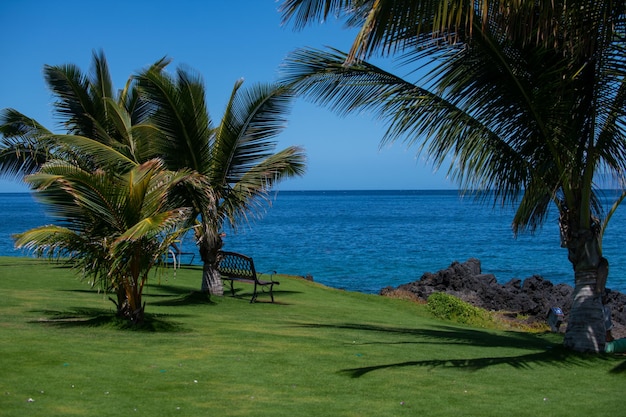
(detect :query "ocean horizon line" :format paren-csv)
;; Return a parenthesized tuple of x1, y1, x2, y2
(0, 188, 461, 194)
(4, 188, 625, 194)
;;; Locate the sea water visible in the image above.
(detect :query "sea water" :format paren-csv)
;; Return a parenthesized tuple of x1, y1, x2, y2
(2, 190, 626, 294)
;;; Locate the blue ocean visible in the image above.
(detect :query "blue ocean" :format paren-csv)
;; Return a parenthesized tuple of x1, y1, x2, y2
(2, 190, 626, 294)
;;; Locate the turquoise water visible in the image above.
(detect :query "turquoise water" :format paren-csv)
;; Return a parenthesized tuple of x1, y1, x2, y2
(3, 190, 626, 294)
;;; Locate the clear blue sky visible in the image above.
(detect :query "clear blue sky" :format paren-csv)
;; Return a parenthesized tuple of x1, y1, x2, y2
(0, 0, 454, 192)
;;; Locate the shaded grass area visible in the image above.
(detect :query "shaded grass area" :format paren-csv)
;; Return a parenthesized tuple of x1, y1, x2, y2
(1, 256, 624, 416)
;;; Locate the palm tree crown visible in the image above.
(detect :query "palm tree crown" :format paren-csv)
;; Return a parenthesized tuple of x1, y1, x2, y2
(135, 63, 307, 295)
(14, 158, 202, 323)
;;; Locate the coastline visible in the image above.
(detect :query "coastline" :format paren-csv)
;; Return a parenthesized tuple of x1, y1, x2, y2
(3, 190, 626, 295)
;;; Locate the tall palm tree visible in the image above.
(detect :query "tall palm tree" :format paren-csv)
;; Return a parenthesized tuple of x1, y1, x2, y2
(136, 65, 307, 296)
(279, 0, 626, 352)
(14, 158, 202, 323)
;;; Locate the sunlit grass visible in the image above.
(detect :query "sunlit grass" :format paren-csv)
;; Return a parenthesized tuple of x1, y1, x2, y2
(1, 256, 624, 416)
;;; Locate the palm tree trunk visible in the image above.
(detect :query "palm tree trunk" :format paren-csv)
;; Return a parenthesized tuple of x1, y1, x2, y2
(562, 229, 607, 352)
(197, 228, 224, 296)
(201, 262, 223, 295)
(114, 288, 128, 318)
(563, 278, 605, 352)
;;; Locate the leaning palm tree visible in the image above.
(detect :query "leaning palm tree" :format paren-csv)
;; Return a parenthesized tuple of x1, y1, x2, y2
(136, 66, 307, 295)
(14, 158, 203, 324)
(279, 1, 626, 352)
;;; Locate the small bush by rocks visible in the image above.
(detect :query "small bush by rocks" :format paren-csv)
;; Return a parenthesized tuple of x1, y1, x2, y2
(427, 292, 494, 328)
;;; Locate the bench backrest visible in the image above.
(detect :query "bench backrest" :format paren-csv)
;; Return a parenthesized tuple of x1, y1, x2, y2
(217, 251, 257, 280)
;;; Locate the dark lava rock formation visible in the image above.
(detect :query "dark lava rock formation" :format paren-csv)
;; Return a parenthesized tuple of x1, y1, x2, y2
(380, 258, 626, 337)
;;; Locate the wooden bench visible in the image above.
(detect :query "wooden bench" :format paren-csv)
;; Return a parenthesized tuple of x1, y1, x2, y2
(217, 251, 279, 303)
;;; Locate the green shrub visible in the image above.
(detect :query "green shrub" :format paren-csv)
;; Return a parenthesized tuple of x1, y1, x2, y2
(427, 292, 494, 327)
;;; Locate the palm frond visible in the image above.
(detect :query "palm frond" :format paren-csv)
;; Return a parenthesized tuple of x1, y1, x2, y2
(214, 81, 295, 186)
(27, 161, 124, 232)
(221, 145, 307, 228)
(54, 133, 139, 171)
(89, 50, 115, 110)
(0, 108, 54, 179)
(279, 0, 357, 30)
(116, 208, 191, 243)
(44, 63, 96, 134)
(14, 224, 88, 258)
(281, 46, 529, 197)
(136, 65, 212, 172)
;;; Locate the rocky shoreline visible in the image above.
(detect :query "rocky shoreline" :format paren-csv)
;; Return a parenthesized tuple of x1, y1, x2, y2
(380, 258, 626, 338)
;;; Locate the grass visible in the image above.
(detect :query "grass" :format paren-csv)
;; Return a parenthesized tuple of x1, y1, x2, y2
(1, 256, 625, 416)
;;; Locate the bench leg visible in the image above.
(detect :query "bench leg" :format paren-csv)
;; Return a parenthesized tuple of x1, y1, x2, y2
(224, 279, 235, 297)
(250, 282, 258, 303)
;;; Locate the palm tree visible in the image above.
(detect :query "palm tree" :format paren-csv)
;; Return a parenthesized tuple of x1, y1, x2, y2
(136, 65, 307, 296)
(0, 52, 211, 322)
(279, 1, 626, 352)
(14, 158, 203, 323)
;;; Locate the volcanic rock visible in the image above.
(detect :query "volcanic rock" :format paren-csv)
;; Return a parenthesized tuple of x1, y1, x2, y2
(380, 258, 626, 337)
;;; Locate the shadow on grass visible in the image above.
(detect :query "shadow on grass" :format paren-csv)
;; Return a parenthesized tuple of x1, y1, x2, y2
(339, 347, 606, 377)
(219, 287, 301, 305)
(298, 322, 553, 349)
(61, 288, 103, 295)
(144, 283, 200, 297)
(60, 284, 215, 307)
(29, 307, 188, 332)
(609, 360, 626, 374)
(296, 322, 618, 376)
(150, 290, 216, 306)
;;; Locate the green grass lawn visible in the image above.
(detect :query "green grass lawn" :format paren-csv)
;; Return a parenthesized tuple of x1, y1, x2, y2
(1, 256, 624, 416)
